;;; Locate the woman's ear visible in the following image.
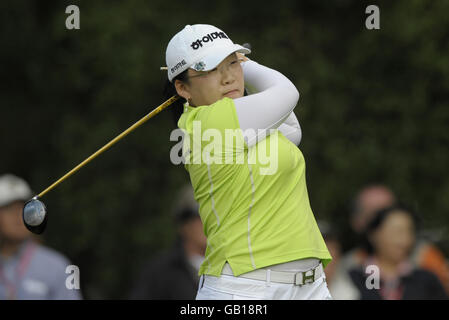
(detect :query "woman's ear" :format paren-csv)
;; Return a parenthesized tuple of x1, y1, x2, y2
(174, 79, 191, 101)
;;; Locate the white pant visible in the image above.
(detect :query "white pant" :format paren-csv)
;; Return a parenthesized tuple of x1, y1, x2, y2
(196, 269, 333, 300)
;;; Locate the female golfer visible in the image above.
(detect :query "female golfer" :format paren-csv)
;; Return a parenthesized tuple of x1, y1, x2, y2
(164, 24, 332, 300)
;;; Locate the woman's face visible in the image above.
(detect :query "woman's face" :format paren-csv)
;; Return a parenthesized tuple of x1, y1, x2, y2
(370, 210, 416, 264)
(175, 53, 244, 106)
(0, 201, 31, 242)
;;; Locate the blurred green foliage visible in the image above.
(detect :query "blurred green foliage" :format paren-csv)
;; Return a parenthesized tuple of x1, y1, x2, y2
(1, 0, 448, 298)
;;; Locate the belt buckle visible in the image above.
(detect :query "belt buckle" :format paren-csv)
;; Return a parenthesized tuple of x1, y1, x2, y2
(294, 268, 316, 286)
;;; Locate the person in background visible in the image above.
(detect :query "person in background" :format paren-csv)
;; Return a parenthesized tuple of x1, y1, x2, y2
(129, 184, 207, 299)
(334, 184, 449, 298)
(350, 185, 396, 237)
(410, 238, 449, 295)
(318, 221, 342, 290)
(328, 185, 397, 299)
(347, 205, 448, 300)
(0, 174, 82, 300)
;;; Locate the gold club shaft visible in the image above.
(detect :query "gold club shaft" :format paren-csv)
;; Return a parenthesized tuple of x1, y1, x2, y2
(38, 95, 179, 198)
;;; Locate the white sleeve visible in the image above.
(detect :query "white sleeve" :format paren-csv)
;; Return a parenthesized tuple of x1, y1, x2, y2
(278, 111, 302, 146)
(234, 61, 300, 147)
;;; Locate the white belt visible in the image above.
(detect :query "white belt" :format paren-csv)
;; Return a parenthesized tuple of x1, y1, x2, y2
(221, 262, 324, 286)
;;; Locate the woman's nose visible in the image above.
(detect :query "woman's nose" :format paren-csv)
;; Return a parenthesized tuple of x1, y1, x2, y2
(221, 68, 235, 84)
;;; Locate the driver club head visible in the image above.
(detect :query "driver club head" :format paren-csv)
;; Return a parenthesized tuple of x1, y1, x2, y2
(22, 196, 48, 234)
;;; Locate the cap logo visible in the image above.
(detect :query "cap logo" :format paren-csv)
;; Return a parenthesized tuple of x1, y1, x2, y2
(190, 32, 229, 50)
(193, 61, 206, 71)
(171, 59, 187, 74)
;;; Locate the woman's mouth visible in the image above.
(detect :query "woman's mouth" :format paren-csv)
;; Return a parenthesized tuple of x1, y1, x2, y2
(223, 89, 240, 98)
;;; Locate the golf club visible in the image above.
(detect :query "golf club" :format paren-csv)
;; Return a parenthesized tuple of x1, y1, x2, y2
(22, 95, 179, 234)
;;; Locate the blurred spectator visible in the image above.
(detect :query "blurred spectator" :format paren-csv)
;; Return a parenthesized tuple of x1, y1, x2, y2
(350, 185, 396, 236)
(129, 184, 206, 299)
(334, 184, 449, 298)
(329, 185, 396, 299)
(319, 220, 364, 299)
(318, 221, 341, 287)
(0, 174, 82, 300)
(410, 240, 449, 295)
(347, 205, 448, 299)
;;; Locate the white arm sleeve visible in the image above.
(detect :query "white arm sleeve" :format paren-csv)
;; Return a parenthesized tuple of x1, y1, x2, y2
(234, 61, 300, 147)
(278, 111, 302, 146)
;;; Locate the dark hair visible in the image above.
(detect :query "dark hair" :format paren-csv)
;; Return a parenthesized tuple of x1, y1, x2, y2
(163, 71, 189, 127)
(174, 207, 200, 226)
(361, 203, 420, 254)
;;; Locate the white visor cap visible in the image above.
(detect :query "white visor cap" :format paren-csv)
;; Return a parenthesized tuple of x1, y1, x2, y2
(0, 174, 33, 208)
(166, 24, 251, 82)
